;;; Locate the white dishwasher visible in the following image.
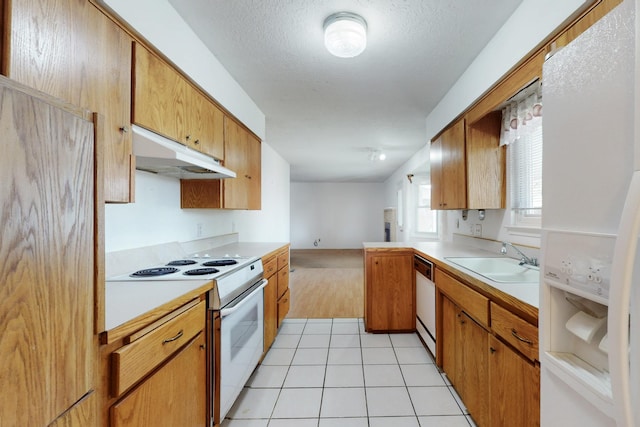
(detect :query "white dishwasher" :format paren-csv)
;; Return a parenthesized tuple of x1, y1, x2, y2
(415, 255, 436, 355)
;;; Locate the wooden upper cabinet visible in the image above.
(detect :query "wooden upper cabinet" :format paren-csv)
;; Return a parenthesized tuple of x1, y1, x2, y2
(132, 42, 188, 144)
(430, 118, 467, 210)
(222, 116, 261, 210)
(466, 112, 505, 209)
(3, 0, 134, 202)
(132, 42, 225, 161)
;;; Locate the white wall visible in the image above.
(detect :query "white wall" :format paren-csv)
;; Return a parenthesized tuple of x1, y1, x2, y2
(100, 0, 291, 252)
(101, 0, 265, 139)
(290, 183, 385, 249)
(105, 142, 290, 252)
(425, 0, 591, 139)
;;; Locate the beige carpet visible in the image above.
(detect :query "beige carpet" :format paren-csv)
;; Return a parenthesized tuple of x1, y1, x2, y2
(288, 249, 364, 318)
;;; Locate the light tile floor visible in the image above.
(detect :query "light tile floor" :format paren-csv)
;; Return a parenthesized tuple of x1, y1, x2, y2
(222, 318, 477, 427)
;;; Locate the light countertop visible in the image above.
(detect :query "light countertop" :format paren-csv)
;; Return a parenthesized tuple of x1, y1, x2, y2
(364, 241, 539, 320)
(103, 241, 290, 340)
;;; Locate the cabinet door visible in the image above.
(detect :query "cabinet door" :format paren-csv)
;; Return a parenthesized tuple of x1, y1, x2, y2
(430, 119, 466, 210)
(0, 77, 95, 426)
(223, 116, 250, 209)
(263, 272, 278, 353)
(188, 90, 224, 160)
(466, 111, 505, 209)
(440, 119, 467, 209)
(489, 335, 540, 427)
(246, 132, 262, 210)
(5, 0, 133, 202)
(429, 137, 444, 209)
(365, 252, 415, 331)
(132, 42, 188, 145)
(458, 312, 489, 427)
(440, 295, 459, 385)
(111, 332, 207, 427)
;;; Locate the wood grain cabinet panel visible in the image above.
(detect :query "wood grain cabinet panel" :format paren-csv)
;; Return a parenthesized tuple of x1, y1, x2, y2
(0, 76, 96, 426)
(3, 0, 134, 202)
(488, 335, 540, 427)
(111, 332, 207, 427)
(131, 42, 225, 161)
(111, 301, 205, 396)
(466, 111, 505, 209)
(430, 119, 467, 210)
(263, 246, 290, 353)
(364, 250, 415, 332)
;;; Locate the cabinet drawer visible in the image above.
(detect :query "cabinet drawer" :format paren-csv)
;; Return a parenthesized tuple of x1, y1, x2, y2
(277, 267, 289, 299)
(277, 288, 290, 328)
(436, 269, 489, 327)
(112, 300, 205, 396)
(491, 302, 539, 362)
(263, 256, 277, 278)
(277, 250, 289, 270)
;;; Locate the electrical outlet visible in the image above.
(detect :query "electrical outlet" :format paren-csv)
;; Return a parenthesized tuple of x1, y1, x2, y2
(196, 223, 203, 237)
(469, 224, 474, 235)
(474, 224, 482, 236)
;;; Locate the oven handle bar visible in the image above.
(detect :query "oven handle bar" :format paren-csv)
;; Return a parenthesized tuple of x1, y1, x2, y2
(220, 279, 268, 318)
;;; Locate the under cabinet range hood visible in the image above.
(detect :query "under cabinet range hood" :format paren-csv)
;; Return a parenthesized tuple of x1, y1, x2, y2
(132, 124, 236, 179)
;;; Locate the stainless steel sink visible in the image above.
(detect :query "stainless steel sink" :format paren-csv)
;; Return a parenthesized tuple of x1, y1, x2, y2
(444, 257, 540, 283)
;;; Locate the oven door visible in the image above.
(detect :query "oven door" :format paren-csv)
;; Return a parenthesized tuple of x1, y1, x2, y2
(219, 279, 267, 420)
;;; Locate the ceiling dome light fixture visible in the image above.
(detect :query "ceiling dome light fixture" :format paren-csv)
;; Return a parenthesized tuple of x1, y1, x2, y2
(323, 12, 367, 58)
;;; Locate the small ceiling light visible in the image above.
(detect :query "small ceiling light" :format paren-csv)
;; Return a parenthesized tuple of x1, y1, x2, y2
(323, 12, 367, 58)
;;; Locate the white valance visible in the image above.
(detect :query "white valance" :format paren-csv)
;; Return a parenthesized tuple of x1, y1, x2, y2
(500, 82, 543, 146)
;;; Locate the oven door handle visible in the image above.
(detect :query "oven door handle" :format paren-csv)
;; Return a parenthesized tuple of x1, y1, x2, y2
(220, 279, 268, 318)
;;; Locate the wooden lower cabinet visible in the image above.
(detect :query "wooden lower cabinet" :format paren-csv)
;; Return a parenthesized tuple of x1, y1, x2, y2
(488, 335, 540, 426)
(111, 332, 207, 427)
(441, 295, 489, 426)
(100, 299, 207, 427)
(263, 269, 278, 352)
(437, 269, 540, 427)
(263, 246, 290, 353)
(364, 249, 415, 332)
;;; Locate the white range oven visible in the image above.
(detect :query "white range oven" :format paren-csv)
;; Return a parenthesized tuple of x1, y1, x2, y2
(107, 254, 266, 426)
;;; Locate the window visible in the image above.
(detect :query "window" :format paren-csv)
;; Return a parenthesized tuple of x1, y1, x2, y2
(502, 81, 543, 228)
(508, 123, 542, 227)
(413, 175, 438, 237)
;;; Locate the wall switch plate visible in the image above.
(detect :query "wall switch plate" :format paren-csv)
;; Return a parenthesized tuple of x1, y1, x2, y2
(474, 224, 482, 236)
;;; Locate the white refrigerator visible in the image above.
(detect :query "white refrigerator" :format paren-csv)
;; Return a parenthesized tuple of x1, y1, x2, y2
(540, 0, 637, 425)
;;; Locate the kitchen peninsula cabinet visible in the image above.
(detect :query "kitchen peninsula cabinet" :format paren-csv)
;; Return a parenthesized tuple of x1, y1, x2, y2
(132, 42, 225, 161)
(430, 119, 467, 210)
(3, 0, 134, 203)
(364, 249, 415, 332)
(0, 76, 98, 426)
(263, 245, 290, 353)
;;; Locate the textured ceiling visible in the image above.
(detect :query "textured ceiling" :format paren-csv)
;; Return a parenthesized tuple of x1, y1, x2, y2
(169, 0, 524, 182)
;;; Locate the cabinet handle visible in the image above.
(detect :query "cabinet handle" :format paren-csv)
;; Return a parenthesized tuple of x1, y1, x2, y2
(162, 329, 184, 345)
(194, 139, 200, 145)
(186, 135, 191, 141)
(119, 126, 129, 133)
(490, 347, 496, 354)
(199, 344, 206, 350)
(511, 328, 533, 345)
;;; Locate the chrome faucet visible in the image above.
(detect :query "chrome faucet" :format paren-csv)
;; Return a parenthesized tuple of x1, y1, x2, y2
(501, 242, 538, 267)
